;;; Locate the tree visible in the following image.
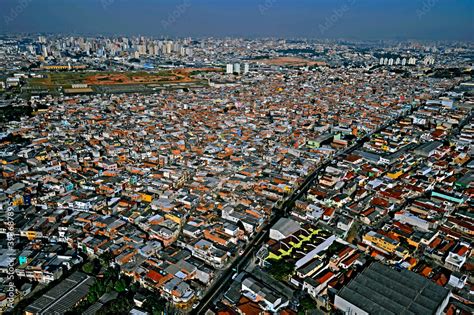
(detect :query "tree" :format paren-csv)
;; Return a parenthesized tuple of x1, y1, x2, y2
(99, 251, 114, 268)
(129, 282, 140, 293)
(267, 259, 295, 281)
(104, 266, 119, 281)
(298, 295, 317, 314)
(114, 279, 127, 293)
(143, 294, 166, 314)
(87, 290, 98, 304)
(106, 280, 114, 293)
(82, 262, 95, 274)
(98, 298, 132, 315)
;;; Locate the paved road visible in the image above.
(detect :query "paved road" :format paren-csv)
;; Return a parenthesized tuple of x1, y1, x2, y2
(192, 109, 417, 314)
(191, 227, 269, 314)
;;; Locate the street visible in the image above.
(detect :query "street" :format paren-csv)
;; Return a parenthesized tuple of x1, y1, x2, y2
(192, 107, 417, 313)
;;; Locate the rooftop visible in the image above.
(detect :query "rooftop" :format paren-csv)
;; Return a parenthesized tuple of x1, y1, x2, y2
(337, 262, 450, 314)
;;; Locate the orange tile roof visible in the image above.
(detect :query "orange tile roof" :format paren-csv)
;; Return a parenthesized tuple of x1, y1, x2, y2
(146, 270, 163, 283)
(237, 296, 263, 315)
(420, 266, 432, 277)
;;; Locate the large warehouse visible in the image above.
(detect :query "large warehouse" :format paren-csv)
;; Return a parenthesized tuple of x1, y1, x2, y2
(335, 262, 450, 315)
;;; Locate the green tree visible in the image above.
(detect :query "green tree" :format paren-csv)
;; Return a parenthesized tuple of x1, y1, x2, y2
(298, 295, 317, 314)
(267, 259, 295, 281)
(99, 251, 114, 268)
(82, 261, 95, 274)
(104, 266, 119, 280)
(114, 279, 127, 292)
(98, 298, 132, 315)
(106, 280, 114, 293)
(143, 294, 166, 314)
(129, 282, 140, 293)
(87, 290, 98, 304)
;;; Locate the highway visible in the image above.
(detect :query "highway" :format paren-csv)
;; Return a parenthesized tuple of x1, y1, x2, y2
(191, 109, 416, 314)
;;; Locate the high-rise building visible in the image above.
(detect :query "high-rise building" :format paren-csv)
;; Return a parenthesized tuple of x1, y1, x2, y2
(162, 41, 172, 54)
(226, 64, 234, 74)
(423, 56, 435, 65)
(42, 45, 48, 58)
(233, 63, 241, 74)
(137, 45, 146, 55)
(244, 63, 250, 74)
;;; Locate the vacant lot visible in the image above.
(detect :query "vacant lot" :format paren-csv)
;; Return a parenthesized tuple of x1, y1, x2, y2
(28, 68, 221, 89)
(260, 57, 326, 67)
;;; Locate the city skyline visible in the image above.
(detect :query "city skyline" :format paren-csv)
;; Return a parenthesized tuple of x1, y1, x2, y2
(1, 0, 474, 41)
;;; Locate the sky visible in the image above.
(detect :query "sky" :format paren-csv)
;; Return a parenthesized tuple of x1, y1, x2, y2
(1, 0, 473, 40)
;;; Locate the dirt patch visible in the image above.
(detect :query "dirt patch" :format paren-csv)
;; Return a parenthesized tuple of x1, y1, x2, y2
(260, 57, 326, 67)
(28, 68, 222, 88)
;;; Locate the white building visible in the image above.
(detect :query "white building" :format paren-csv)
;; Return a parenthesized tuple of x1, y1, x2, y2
(394, 210, 433, 231)
(241, 277, 289, 313)
(244, 63, 250, 74)
(233, 63, 241, 74)
(269, 218, 300, 241)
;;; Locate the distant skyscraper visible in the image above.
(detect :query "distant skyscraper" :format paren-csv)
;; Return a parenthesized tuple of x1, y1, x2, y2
(233, 63, 241, 74)
(423, 56, 435, 65)
(137, 44, 146, 55)
(408, 57, 417, 65)
(42, 45, 48, 58)
(164, 42, 172, 54)
(244, 63, 250, 74)
(226, 64, 233, 74)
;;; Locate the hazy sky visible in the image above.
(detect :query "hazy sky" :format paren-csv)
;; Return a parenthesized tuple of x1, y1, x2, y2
(1, 0, 473, 40)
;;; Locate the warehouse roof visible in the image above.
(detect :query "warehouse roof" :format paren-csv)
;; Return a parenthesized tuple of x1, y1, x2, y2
(337, 262, 450, 314)
(270, 217, 300, 237)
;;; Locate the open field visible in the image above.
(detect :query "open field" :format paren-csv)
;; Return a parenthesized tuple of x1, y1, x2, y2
(27, 68, 222, 89)
(260, 56, 327, 67)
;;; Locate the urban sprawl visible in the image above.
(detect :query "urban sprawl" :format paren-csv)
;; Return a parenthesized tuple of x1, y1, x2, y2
(0, 35, 473, 315)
